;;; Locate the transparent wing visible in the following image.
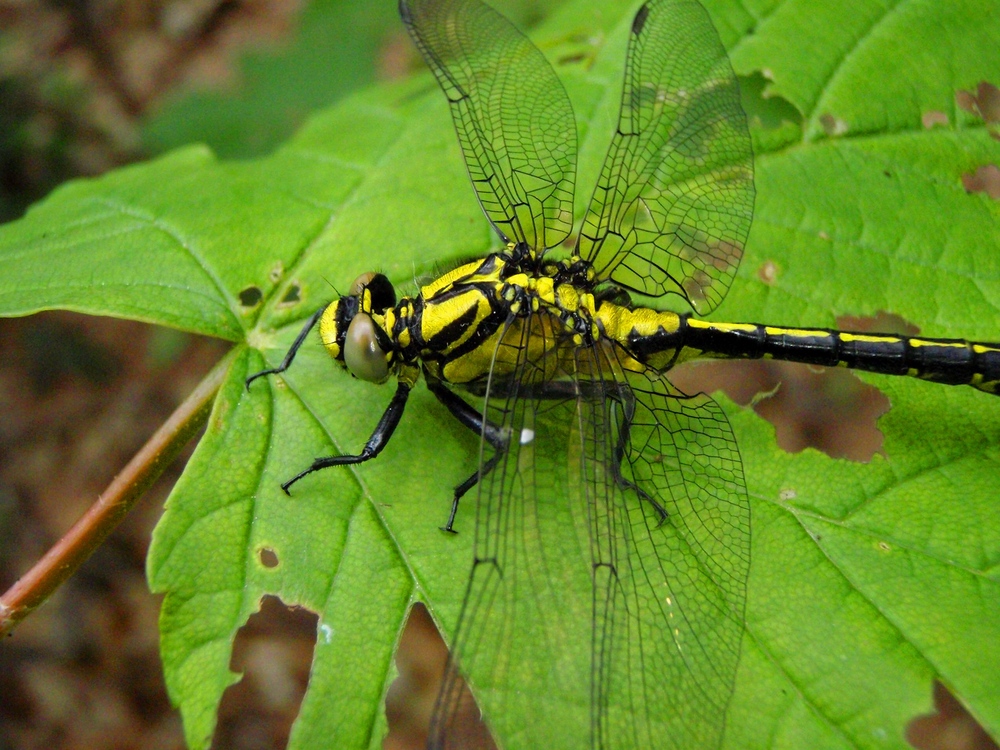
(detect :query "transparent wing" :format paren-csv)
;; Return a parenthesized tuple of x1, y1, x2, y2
(400, 0, 577, 252)
(594, 361, 749, 749)
(577, 0, 754, 314)
(430, 311, 749, 749)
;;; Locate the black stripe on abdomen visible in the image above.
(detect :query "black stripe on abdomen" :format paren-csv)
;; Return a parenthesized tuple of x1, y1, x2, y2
(680, 319, 1000, 394)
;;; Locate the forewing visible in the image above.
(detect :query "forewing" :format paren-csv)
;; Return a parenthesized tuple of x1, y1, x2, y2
(429, 311, 749, 749)
(400, 0, 577, 252)
(577, 0, 754, 314)
(429, 309, 596, 749)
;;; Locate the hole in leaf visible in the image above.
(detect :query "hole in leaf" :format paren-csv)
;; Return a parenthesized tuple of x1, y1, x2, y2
(269, 262, 285, 284)
(669, 311, 927, 462)
(738, 72, 802, 131)
(259, 547, 279, 568)
(962, 165, 1000, 201)
(671, 359, 888, 461)
(239, 286, 263, 308)
(836, 311, 919, 338)
(957, 81, 1000, 122)
(384, 603, 496, 749)
(280, 284, 301, 305)
(957, 81, 1000, 140)
(906, 681, 999, 750)
(214, 595, 317, 749)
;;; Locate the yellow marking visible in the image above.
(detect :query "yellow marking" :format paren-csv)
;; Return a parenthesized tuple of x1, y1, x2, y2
(595, 305, 682, 373)
(764, 326, 830, 338)
(319, 301, 342, 358)
(398, 363, 419, 388)
(838, 333, 902, 344)
(420, 288, 491, 351)
(973, 344, 1000, 354)
(506, 273, 529, 288)
(556, 283, 579, 311)
(687, 319, 757, 333)
(536, 277, 555, 304)
(909, 338, 967, 348)
(419, 259, 484, 298)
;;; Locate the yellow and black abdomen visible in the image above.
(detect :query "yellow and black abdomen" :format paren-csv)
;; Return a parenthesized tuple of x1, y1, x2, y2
(673, 318, 1000, 395)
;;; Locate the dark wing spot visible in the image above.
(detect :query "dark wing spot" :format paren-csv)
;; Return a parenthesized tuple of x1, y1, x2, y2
(631, 3, 650, 35)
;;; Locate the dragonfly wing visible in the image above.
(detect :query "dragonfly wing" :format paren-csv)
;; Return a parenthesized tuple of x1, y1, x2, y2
(429, 312, 749, 749)
(592, 359, 749, 749)
(577, 0, 754, 314)
(430, 310, 598, 749)
(400, 0, 577, 252)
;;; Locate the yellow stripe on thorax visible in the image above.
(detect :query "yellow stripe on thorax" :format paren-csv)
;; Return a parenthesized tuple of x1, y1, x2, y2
(419, 259, 494, 299)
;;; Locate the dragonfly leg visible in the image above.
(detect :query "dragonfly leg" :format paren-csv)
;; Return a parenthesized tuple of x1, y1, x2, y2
(611, 392, 668, 521)
(245, 303, 329, 389)
(427, 380, 508, 533)
(281, 381, 411, 494)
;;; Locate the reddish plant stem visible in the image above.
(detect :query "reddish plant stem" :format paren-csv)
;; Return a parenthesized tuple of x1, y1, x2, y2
(0, 350, 234, 637)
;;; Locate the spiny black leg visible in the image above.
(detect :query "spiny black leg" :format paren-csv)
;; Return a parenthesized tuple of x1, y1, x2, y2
(282, 382, 411, 494)
(610, 393, 668, 521)
(443, 449, 504, 533)
(245, 303, 329, 390)
(427, 380, 508, 533)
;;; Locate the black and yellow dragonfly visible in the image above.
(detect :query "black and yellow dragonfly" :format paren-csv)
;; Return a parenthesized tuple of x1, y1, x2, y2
(248, 0, 1000, 747)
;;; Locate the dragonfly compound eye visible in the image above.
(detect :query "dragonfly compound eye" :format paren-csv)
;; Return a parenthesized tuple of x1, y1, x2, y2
(344, 313, 390, 383)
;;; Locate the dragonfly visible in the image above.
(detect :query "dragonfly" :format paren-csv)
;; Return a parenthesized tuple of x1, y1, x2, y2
(247, 0, 1000, 747)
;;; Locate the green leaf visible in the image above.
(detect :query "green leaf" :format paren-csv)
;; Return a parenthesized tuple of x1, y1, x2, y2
(1, 0, 998, 748)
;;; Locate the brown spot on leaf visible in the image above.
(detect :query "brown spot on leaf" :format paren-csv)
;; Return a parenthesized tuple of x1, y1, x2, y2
(922, 110, 949, 129)
(757, 260, 778, 284)
(962, 164, 1000, 201)
(819, 113, 848, 136)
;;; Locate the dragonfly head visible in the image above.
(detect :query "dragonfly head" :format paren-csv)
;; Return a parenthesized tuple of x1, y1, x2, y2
(320, 272, 397, 384)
